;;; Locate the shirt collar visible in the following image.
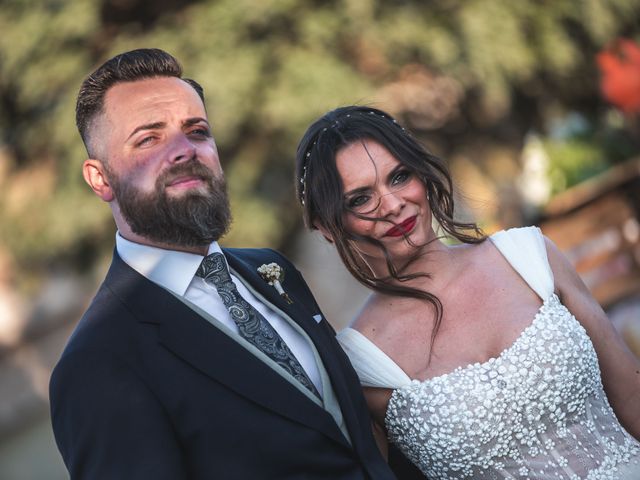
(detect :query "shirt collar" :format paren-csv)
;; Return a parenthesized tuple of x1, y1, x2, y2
(115, 232, 223, 296)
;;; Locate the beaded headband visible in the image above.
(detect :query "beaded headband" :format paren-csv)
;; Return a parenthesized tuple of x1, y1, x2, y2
(298, 110, 405, 206)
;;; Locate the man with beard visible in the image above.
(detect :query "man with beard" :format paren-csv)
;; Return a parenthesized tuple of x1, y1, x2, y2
(48, 49, 415, 480)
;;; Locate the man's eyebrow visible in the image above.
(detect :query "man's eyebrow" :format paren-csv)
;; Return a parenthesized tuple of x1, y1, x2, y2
(183, 117, 210, 127)
(125, 118, 209, 141)
(126, 122, 166, 141)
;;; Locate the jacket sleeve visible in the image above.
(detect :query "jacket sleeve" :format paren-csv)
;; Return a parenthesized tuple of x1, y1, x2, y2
(49, 348, 186, 480)
(389, 443, 429, 479)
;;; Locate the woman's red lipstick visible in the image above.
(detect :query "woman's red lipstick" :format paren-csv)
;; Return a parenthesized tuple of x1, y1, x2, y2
(385, 216, 417, 237)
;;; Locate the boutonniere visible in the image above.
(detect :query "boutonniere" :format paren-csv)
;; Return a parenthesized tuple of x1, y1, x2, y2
(257, 263, 293, 304)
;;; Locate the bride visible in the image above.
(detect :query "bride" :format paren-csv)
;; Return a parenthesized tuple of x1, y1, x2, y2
(295, 105, 640, 479)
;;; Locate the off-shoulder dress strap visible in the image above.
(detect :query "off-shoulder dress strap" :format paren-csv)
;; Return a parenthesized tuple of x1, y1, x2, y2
(489, 226, 555, 301)
(337, 328, 413, 389)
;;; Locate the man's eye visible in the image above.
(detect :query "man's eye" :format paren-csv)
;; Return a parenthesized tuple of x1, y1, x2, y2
(190, 127, 211, 137)
(136, 136, 156, 147)
(347, 194, 371, 209)
(391, 170, 411, 186)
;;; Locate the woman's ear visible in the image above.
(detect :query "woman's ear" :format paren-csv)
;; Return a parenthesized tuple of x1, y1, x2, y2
(312, 221, 334, 244)
(83, 159, 115, 202)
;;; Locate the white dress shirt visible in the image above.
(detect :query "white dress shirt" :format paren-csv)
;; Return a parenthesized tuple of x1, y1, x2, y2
(116, 233, 323, 395)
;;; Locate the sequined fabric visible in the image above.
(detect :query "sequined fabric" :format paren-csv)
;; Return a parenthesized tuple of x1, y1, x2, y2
(337, 227, 640, 479)
(385, 294, 640, 479)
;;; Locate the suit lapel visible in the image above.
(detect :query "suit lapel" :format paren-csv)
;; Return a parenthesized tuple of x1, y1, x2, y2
(223, 250, 325, 342)
(105, 252, 349, 448)
(223, 251, 371, 453)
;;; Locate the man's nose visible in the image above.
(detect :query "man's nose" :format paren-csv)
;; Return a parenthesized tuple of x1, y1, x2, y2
(168, 133, 197, 163)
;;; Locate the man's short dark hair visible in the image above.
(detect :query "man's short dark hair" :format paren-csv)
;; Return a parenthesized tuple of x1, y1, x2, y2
(76, 48, 205, 157)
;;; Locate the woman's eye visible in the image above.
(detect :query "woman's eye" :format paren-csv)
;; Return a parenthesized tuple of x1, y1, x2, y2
(348, 194, 371, 209)
(391, 170, 411, 186)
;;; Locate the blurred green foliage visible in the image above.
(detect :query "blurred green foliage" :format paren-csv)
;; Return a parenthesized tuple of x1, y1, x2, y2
(546, 138, 611, 194)
(0, 0, 638, 281)
(544, 110, 638, 194)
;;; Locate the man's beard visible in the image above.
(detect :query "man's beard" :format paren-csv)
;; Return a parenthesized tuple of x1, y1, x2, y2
(107, 160, 232, 248)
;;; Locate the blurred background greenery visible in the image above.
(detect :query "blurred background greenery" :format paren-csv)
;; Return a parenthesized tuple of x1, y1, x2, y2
(0, 0, 639, 478)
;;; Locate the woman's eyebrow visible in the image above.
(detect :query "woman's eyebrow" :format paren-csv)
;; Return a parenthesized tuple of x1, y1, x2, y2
(343, 185, 371, 197)
(386, 164, 404, 181)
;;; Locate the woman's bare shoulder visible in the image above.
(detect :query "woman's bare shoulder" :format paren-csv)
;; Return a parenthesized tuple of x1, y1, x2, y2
(350, 293, 388, 332)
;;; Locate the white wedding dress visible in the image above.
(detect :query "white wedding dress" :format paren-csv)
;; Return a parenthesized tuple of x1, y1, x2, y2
(338, 227, 640, 479)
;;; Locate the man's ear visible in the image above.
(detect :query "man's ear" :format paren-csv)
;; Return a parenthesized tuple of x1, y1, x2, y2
(312, 221, 334, 244)
(82, 159, 115, 202)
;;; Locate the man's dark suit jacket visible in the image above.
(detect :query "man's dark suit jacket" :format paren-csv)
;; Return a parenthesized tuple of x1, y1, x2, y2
(50, 247, 422, 479)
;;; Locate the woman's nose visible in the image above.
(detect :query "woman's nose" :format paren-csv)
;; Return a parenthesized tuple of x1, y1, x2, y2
(378, 190, 405, 217)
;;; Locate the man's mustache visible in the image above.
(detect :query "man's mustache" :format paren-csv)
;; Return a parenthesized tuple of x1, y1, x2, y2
(159, 159, 216, 188)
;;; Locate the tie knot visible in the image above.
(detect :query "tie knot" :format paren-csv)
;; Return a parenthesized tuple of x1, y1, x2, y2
(196, 252, 229, 283)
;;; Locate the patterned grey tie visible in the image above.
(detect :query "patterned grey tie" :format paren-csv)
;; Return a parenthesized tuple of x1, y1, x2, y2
(196, 253, 320, 398)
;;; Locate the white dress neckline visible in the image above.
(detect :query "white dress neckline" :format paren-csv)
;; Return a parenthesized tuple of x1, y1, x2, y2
(337, 226, 555, 390)
(337, 226, 640, 479)
(340, 292, 557, 389)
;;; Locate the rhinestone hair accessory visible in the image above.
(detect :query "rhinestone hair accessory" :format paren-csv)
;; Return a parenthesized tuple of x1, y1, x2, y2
(298, 110, 406, 206)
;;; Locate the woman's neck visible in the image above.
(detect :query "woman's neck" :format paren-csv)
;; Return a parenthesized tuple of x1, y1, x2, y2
(367, 237, 458, 289)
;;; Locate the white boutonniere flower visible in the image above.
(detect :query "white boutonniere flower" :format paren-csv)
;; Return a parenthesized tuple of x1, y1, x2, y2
(257, 263, 293, 304)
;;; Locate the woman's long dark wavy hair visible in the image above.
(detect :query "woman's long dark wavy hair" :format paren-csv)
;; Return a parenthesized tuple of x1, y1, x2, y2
(295, 106, 485, 351)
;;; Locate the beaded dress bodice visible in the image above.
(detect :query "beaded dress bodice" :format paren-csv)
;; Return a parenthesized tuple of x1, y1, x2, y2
(337, 227, 640, 479)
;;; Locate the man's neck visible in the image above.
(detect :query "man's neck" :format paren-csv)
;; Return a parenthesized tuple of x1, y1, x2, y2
(118, 230, 210, 256)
